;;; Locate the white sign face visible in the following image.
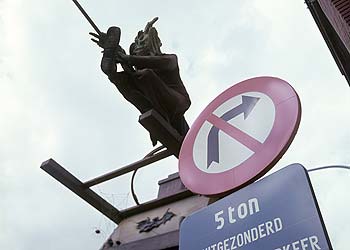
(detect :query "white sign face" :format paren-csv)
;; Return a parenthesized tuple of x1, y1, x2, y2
(193, 92, 275, 173)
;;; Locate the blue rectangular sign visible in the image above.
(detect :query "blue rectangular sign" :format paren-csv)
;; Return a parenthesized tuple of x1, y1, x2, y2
(179, 164, 332, 250)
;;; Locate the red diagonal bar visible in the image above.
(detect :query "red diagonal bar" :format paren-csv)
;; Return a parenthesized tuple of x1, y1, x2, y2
(207, 114, 263, 152)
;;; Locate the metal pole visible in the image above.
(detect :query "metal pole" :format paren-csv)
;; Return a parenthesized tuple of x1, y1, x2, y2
(82, 149, 172, 188)
(71, 0, 102, 35)
(41, 159, 123, 224)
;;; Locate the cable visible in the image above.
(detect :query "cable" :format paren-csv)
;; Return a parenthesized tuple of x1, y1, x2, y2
(308, 165, 350, 173)
(131, 145, 166, 205)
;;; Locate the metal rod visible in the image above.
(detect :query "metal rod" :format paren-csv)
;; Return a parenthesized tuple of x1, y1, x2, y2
(131, 169, 140, 205)
(71, 0, 102, 35)
(41, 159, 123, 224)
(308, 165, 350, 172)
(130, 145, 166, 206)
(83, 149, 172, 188)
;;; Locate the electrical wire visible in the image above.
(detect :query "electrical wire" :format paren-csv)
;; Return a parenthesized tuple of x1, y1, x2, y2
(307, 165, 350, 172)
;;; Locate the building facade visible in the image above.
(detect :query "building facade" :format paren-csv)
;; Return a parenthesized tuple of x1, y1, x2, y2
(306, 0, 350, 85)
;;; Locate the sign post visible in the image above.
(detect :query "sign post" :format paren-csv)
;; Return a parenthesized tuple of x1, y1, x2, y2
(179, 164, 333, 250)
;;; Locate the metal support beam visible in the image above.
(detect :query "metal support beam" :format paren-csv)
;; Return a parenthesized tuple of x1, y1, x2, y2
(41, 159, 124, 224)
(139, 110, 183, 158)
(41, 110, 186, 225)
(82, 148, 172, 188)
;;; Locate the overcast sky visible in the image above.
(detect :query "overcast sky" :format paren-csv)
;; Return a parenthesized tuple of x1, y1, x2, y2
(0, 0, 349, 249)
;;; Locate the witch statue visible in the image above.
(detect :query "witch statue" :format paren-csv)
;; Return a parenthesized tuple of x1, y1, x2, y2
(89, 17, 191, 146)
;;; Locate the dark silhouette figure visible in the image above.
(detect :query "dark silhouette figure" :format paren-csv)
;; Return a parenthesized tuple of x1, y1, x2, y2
(90, 17, 191, 146)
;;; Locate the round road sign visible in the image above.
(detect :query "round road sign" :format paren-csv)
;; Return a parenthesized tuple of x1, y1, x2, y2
(179, 76, 301, 196)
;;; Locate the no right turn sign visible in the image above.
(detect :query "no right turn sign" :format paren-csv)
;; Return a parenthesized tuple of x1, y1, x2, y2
(179, 76, 301, 196)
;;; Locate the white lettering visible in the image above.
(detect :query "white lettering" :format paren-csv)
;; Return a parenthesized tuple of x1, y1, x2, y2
(274, 217, 283, 232)
(217, 241, 223, 250)
(214, 198, 260, 230)
(243, 230, 251, 244)
(238, 203, 248, 219)
(228, 206, 236, 224)
(230, 236, 236, 250)
(265, 221, 274, 235)
(300, 238, 309, 250)
(215, 211, 224, 230)
(251, 227, 259, 241)
(309, 236, 320, 250)
(292, 240, 300, 250)
(258, 223, 266, 238)
(237, 233, 243, 247)
(205, 217, 287, 250)
(274, 235, 321, 250)
(223, 238, 229, 250)
(248, 198, 260, 214)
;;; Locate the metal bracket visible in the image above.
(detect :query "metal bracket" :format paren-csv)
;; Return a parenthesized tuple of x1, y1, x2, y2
(41, 109, 187, 224)
(41, 159, 124, 224)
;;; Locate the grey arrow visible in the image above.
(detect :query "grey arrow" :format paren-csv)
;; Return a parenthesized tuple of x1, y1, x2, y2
(207, 95, 260, 169)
